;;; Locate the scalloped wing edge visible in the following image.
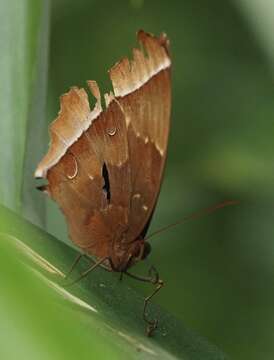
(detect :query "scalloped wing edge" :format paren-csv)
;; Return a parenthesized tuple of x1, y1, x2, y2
(34, 30, 170, 179)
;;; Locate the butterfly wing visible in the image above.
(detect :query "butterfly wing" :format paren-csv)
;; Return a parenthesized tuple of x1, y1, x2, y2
(35, 31, 171, 260)
(109, 31, 171, 240)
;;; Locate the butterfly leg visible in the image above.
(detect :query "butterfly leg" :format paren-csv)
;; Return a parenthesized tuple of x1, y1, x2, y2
(66, 253, 113, 281)
(125, 266, 164, 336)
(65, 253, 85, 279)
(65, 256, 109, 286)
(144, 279, 164, 336)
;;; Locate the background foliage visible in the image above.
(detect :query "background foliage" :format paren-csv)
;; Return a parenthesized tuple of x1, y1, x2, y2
(1, 0, 274, 359)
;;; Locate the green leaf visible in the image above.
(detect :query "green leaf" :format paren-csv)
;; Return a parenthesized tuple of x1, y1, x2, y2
(235, 0, 274, 69)
(0, 204, 228, 360)
(0, 0, 50, 225)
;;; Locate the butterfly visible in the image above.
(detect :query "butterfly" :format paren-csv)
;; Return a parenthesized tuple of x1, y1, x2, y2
(35, 30, 171, 335)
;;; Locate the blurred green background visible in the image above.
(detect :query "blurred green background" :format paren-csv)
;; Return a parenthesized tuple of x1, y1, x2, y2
(1, 0, 274, 359)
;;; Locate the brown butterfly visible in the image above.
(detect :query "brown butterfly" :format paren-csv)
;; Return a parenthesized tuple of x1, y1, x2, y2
(35, 30, 171, 335)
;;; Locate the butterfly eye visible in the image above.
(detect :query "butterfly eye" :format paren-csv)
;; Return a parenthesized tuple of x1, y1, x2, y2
(141, 242, 151, 260)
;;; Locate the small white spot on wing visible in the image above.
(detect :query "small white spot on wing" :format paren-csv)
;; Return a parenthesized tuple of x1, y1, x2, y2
(66, 155, 78, 180)
(155, 142, 164, 156)
(107, 127, 117, 136)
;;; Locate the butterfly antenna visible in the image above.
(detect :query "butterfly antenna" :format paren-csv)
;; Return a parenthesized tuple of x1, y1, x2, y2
(144, 200, 239, 241)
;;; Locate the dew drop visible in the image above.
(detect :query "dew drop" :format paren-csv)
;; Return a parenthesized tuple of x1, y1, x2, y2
(107, 127, 117, 136)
